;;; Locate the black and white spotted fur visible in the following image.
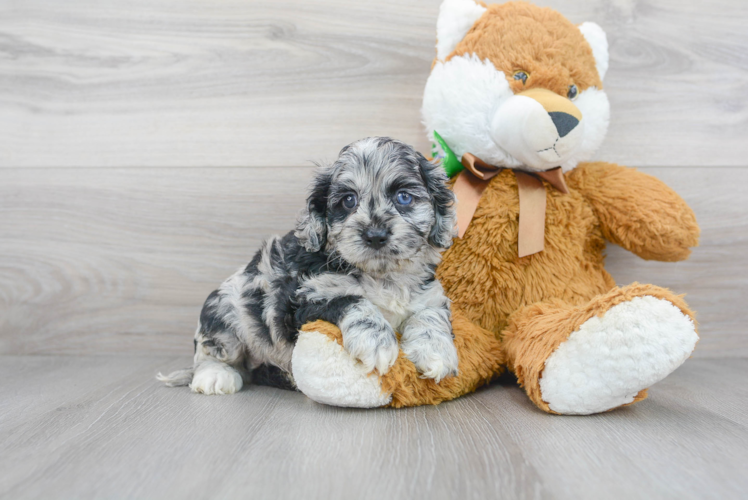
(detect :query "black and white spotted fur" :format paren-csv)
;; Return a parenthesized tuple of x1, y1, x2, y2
(157, 137, 458, 395)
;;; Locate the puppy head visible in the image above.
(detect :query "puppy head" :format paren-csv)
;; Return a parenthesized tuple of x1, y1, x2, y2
(295, 137, 456, 273)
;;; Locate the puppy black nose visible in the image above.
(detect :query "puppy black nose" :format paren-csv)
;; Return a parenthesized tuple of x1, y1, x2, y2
(363, 227, 389, 250)
(548, 111, 579, 138)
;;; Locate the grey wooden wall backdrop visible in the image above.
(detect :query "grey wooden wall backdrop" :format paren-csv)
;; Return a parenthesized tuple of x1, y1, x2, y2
(1, 0, 747, 357)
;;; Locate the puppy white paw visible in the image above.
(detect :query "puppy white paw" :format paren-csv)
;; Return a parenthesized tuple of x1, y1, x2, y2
(401, 331, 459, 383)
(190, 361, 243, 395)
(341, 318, 399, 375)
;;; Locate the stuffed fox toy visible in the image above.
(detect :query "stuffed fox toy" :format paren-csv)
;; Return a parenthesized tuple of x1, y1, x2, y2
(289, 0, 700, 414)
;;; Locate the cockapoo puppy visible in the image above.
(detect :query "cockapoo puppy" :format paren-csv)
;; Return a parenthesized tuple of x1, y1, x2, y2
(158, 137, 459, 395)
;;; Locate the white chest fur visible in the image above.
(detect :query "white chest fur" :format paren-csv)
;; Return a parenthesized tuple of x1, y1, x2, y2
(361, 279, 413, 329)
(358, 273, 445, 331)
(296, 268, 447, 332)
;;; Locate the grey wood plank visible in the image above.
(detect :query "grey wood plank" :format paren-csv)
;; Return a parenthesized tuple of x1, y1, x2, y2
(1, 0, 746, 168)
(604, 167, 748, 358)
(0, 166, 313, 355)
(1, 166, 745, 357)
(0, 355, 746, 500)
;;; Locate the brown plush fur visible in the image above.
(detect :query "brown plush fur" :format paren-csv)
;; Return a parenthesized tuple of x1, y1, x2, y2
(439, 164, 700, 336)
(382, 308, 504, 407)
(571, 163, 699, 261)
(434, 164, 698, 411)
(298, 2, 700, 412)
(449, 2, 602, 95)
(502, 283, 697, 413)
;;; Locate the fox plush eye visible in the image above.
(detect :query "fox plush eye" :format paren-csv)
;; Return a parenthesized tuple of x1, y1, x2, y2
(567, 84, 578, 100)
(342, 193, 358, 210)
(395, 191, 413, 206)
(513, 71, 528, 85)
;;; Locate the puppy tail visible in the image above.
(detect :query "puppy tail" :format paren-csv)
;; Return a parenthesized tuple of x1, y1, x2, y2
(156, 368, 194, 387)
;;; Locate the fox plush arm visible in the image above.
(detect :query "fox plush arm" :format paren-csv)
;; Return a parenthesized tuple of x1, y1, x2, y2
(567, 162, 700, 261)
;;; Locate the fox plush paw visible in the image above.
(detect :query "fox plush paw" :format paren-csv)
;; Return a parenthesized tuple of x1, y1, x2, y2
(539, 295, 698, 414)
(292, 323, 392, 408)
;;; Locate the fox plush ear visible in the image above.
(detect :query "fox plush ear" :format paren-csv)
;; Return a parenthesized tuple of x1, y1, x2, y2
(579, 22, 609, 81)
(436, 0, 487, 61)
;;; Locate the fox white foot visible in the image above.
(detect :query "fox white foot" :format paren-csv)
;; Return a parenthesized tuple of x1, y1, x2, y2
(190, 360, 243, 395)
(539, 296, 698, 415)
(292, 330, 392, 408)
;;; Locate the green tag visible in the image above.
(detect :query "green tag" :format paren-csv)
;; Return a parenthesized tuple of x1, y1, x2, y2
(433, 131, 464, 178)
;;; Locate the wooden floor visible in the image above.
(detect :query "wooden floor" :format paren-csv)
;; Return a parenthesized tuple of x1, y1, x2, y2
(2, 0, 748, 498)
(1, 355, 746, 500)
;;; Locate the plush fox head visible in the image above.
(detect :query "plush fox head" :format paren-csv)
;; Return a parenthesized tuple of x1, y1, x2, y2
(422, 0, 610, 172)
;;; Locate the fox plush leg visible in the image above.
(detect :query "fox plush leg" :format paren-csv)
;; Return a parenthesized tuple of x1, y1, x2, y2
(503, 283, 699, 415)
(292, 309, 504, 408)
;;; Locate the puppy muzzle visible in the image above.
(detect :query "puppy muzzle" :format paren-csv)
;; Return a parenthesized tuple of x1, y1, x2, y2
(490, 88, 584, 171)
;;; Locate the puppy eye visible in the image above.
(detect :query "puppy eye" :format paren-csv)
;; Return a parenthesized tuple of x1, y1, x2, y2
(395, 191, 413, 206)
(513, 71, 528, 85)
(342, 193, 358, 210)
(567, 84, 578, 100)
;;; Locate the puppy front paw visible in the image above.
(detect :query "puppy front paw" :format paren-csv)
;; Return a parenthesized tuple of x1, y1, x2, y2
(401, 329, 459, 383)
(341, 318, 399, 375)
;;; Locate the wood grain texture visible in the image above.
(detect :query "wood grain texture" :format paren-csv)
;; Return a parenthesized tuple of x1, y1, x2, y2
(1, 166, 745, 357)
(604, 167, 748, 358)
(2, 3, 745, 497)
(0, 167, 313, 355)
(0, 355, 746, 500)
(1, 0, 746, 168)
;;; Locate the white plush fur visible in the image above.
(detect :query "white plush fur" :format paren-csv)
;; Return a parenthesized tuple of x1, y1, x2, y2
(491, 95, 559, 167)
(423, 54, 517, 167)
(539, 296, 699, 415)
(490, 94, 587, 172)
(567, 86, 610, 170)
(190, 359, 243, 395)
(578, 22, 609, 81)
(422, 54, 610, 172)
(292, 330, 393, 408)
(435, 0, 486, 61)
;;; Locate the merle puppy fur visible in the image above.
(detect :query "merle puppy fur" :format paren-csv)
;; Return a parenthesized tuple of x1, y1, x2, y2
(158, 137, 458, 395)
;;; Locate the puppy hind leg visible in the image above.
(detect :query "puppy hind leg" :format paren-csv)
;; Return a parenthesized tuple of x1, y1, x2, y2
(191, 359, 244, 395)
(156, 337, 245, 395)
(251, 363, 297, 391)
(190, 329, 248, 395)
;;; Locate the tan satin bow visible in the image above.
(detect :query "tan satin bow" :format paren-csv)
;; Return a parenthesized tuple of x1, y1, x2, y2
(452, 153, 570, 258)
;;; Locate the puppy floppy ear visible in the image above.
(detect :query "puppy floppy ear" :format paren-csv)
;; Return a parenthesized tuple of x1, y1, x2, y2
(417, 153, 457, 249)
(295, 164, 332, 253)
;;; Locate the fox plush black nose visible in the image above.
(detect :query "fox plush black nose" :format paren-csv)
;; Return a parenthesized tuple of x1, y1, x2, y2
(549, 111, 579, 138)
(363, 227, 389, 249)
